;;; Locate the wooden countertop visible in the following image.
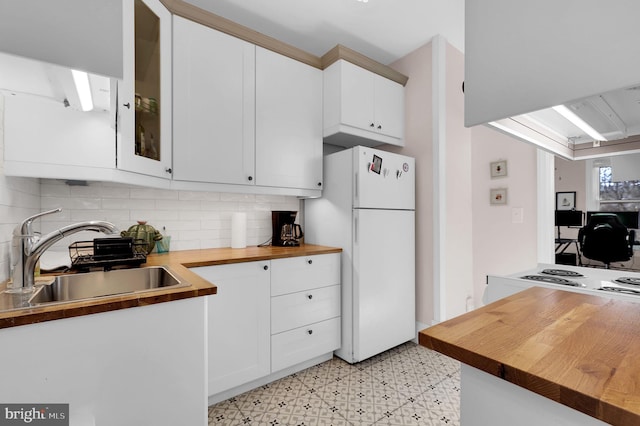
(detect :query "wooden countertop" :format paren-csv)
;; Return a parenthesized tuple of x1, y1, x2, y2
(0, 244, 341, 330)
(419, 286, 640, 425)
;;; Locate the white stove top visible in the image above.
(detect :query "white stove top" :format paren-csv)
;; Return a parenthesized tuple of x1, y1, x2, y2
(486, 263, 640, 304)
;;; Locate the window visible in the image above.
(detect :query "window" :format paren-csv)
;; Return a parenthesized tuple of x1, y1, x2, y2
(599, 166, 612, 184)
(599, 166, 640, 211)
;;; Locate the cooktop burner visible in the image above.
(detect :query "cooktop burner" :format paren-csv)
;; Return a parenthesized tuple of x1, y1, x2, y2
(541, 269, 584, 278)
(599, 286, 640, 295)
(520, 275, 585, 287)
(614, 277, 640, 287)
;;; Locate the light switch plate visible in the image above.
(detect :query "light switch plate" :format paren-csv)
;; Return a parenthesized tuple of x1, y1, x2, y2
(512, 207, 524, 224)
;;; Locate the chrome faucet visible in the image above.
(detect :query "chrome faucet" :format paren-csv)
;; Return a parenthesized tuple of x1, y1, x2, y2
(8, 208, 119, 293)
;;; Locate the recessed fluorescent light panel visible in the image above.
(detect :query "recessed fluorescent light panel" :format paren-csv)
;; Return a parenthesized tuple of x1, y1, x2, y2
(552, 104, 606, 141)
(487, 121, 544, 146)
(71, 69, 94, 112)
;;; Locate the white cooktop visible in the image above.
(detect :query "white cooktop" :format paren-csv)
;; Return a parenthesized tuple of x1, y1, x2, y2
(486, 263, 640, 303)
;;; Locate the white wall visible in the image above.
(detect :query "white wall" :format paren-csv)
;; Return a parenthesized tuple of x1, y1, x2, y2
(0, 95, 41, 281)
(554, 156, 587, 243)
(610, 153, 640, 182)
(387, 41, 434, 326)
(444, 42, 473, 317)
(555, 157, 586, 211)
(388, 39, 474, 323)
(471, 125, 539, 307)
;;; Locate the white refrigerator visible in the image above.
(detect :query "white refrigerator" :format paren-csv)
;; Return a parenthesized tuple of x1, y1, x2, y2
(305, 146, 415, 363)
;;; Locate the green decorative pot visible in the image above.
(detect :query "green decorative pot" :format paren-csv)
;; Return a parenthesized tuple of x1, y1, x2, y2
(121, 221, 163, 254)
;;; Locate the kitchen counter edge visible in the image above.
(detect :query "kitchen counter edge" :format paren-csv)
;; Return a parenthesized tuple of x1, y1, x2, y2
(0, 244, 342, 330)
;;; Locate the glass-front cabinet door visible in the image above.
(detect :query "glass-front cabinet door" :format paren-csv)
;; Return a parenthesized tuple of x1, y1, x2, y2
(118, 0, 172, 178)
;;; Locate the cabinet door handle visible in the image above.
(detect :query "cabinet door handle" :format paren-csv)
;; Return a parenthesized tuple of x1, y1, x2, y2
(377, 125, 382, 130)
(307, 294, 313, 300)
(123, 102, 131, 109)
(307, 329, 313, 335)
(369, 122, 375, 127)
(307, 259, 313, 265)
(263, 265, 269, 271)
(165, 168, 172, 174)
(317, 182, 322, 187)
(248, 176, 253, 181)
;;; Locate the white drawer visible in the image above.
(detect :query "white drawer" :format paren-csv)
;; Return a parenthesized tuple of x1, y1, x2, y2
(271, 284, 340, 334)
(271, 253, 340, 296)
(271, 317, 340, 372)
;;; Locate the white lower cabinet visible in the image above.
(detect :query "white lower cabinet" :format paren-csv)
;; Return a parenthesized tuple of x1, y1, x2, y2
(192, 261, 271, 396)
(270, 254, 341, 372)
(0, 298, 207, 426)
(271, 285, 340, 334)
(272, 317, 340, 373)
(192, 252, 340, 401)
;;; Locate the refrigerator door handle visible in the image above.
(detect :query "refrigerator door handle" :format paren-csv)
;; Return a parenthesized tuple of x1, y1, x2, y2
(354, 172, 359, 201)
(354, 215, 358, 244)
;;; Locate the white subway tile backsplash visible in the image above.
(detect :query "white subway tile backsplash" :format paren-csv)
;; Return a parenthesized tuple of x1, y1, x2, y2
(172, 240, 200, 251)
(252, 202, 277, 212)
(41, 196, 101, 210)
(178, 191, 221, 202)
(101, 198, 156, 210)
(99, 185, 131, 199)
(4, 176, 40, 196)
(70, 209, 130, 223)
(179, 229, 221, 241)
(201, 200, 240, 211)
(0, 176, 302, 270)
(220, 192, 255, 202)
(0, 205, 39, 226)
(40, 183, 71, 198)
(130, 187, 178, 200)
(176, 210, 208, 221)
(0, 260, 8, 282)
(129, 210, 179, 222)
(200, 219, 223, 230)
(161, 220, 202, 231)
(155, 199, 200, 211)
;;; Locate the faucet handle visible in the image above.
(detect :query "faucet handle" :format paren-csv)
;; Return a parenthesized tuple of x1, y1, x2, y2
(17, 208, 63, 236)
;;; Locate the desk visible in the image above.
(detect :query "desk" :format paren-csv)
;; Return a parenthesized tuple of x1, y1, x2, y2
(555, 238, 582, 265)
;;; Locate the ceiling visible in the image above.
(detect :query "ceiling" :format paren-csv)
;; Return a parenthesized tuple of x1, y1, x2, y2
(183, 0, 465, 65)
(513, 85, 640, 151)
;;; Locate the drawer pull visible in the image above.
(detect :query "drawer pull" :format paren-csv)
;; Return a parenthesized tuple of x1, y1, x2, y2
(263, 265, 269, 271)
(307, 294, 313, 300)
(307, 259, 313, 265)
(307, 329, 313, 335)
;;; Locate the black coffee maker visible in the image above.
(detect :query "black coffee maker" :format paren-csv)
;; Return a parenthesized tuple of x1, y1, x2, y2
(272, 211, 303, 246)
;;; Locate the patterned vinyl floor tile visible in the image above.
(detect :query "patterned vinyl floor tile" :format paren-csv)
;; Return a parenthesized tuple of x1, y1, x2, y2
(208, 342, 461, 426)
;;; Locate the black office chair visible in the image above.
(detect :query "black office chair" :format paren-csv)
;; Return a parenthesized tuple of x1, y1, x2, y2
(578, 213, 635, 268)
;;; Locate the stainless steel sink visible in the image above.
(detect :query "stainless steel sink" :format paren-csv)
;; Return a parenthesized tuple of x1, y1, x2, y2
(29, 266, 184, 305)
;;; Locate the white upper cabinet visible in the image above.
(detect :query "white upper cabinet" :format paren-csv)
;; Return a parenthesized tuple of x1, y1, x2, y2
(117, 0, 173, 179)
(171, 17, 323, 194)
(323, 59, 404, 148)
(373, 75, 404, 139)
(172, 16, 256, 185)
(255, 47, 323, 190)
